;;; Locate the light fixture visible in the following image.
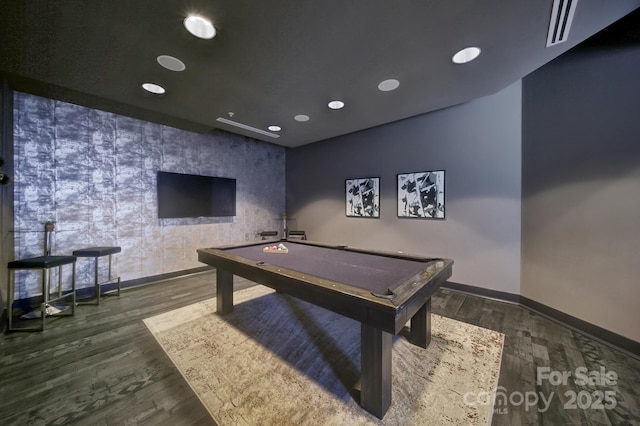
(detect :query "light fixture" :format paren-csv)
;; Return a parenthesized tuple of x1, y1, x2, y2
(294, 114, 310, 122)
(157, 55, 186, 71)
(216, 117, 280, 138)
(328, 100, 345, 110)
(378, 79, 400, 92)
(452, 47, 481, 64)
(184, 15, 216, 39)
(268, 125, 282, 132)
(142, 83, 166, 94)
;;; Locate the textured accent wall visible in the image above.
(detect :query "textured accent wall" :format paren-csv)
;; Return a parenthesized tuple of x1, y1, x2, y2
(12, 92, 285, 299)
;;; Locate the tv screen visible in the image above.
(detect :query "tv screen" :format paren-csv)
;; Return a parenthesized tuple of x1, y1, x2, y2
(157, 171, 236, 218)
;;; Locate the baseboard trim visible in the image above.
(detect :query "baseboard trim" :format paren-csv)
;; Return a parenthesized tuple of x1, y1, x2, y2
(118, 266, 213, 290)
(518, 295, 640, 360)
(8, 266, 214, 315)
(443, 281, 520, 304)
(442, 281, 640, 359)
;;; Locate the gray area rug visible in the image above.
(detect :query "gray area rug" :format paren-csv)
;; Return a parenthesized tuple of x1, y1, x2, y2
(144, 286, 504, 425)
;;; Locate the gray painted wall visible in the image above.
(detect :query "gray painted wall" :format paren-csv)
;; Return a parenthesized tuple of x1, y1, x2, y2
(522, 45, 640, 342)
(11, 92, 285, 299)
(287, 82, 522, 293)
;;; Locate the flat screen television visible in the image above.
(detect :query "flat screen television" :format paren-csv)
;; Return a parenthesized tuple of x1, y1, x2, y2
(157, 171, 236, 218)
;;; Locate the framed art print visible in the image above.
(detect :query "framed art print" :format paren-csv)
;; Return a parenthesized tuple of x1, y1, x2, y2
(397, 170, 445, 219)
(346, 177, 380, 218)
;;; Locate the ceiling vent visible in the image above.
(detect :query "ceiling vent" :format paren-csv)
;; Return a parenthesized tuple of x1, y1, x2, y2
(546, 0, 579, 47)
(216, 117, 280, 138)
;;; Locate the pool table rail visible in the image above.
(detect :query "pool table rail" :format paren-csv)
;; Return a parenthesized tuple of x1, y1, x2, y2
(196, 240, 453, 335)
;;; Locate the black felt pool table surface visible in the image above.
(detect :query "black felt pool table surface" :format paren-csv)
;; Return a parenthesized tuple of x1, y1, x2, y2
(222, 242, 432, 295)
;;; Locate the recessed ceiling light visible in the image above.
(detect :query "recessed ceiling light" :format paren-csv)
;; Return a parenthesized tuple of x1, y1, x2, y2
(294, 114, 310, 122)
(452, 47, 481, 64)
(378, 79, 400, 91)
(184, 15, 216, 39)
(157, 55, 186, 71)
(268, 125, 281, 132)
(142, 82, 166, 94)
(328, 100, 345, 110)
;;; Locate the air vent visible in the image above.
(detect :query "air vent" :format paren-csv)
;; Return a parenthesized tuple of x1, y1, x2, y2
(216, 117, 280, 138)
(547, 0, 579, 47)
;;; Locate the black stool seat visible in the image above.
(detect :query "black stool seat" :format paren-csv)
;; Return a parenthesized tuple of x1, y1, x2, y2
(73, 246, 122, 257)
(259, 231, 279, 240)
(9, 255, 77, 270)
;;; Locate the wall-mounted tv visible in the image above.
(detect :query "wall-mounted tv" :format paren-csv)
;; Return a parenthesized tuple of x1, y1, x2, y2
(157, 171, 236, 218)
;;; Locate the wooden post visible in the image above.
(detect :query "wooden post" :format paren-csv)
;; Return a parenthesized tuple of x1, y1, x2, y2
(216, 269, 234, 314)
(360, 323, 392, 418)
(410, 299, 431, 349)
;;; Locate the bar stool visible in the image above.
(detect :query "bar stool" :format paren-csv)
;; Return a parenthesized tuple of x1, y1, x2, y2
(287, 230, 307, 240)
(259, 231, 279, 240)
(72, 246, 121, 305)
(7, 255, 77, 331)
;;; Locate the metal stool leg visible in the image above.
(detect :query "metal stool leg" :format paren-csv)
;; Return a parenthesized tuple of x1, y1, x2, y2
(7, 269, 13, 331)
(76, 254, 120, 304)
(41, 267, 49, 331)
(107, 254, 121, 296)
(71, 262, 76, 315)
(95, 256, 101, 305)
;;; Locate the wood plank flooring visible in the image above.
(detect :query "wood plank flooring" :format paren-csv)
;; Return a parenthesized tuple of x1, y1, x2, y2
(1, 271, 638, 425)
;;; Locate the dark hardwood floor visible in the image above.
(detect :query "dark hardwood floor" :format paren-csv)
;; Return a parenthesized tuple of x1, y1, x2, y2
(1, 271, 638, 425)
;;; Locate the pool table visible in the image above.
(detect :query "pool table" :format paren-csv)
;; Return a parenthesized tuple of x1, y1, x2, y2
(197, 239, 453, 418)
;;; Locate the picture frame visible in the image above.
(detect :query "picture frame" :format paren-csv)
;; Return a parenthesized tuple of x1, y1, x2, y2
(346, 177, 380, 218)
(397, 170, 445, 219)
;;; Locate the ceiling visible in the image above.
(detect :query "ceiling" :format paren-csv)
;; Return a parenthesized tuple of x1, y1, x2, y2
(1, 1, 639, 148)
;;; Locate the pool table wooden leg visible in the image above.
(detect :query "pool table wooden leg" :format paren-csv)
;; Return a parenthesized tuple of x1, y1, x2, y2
(216, 269, 234, 314)
(410, 298, 431, 349)
(360, 323, 392, 418)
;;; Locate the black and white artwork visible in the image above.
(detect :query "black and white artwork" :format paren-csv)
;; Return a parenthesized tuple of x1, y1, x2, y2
(397, 170, 445, 219)
(346, 177, 380, 218)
